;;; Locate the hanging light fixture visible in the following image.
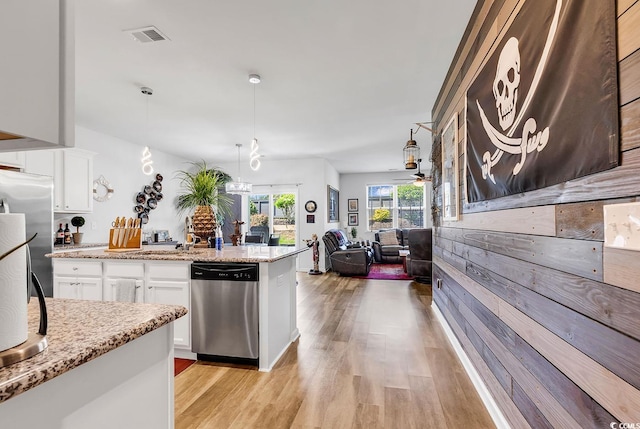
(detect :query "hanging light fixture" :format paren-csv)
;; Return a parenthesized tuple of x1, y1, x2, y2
(225, 144, 253, 195)
(249, 73, 261, 171)
(141, 86, 154, 175)
(403, 128, 420, 170)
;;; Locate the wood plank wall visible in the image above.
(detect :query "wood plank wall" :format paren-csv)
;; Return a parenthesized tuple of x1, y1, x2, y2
(430, 0, 640, 427)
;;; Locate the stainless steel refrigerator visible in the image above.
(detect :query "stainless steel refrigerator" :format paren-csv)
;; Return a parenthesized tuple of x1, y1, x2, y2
(0, 169, 54, 296)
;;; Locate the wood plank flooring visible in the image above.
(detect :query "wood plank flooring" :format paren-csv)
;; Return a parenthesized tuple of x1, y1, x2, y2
(175, 273, 496, 429)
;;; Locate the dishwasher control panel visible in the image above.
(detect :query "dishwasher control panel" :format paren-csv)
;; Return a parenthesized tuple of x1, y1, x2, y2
(191, 263, 259, 282)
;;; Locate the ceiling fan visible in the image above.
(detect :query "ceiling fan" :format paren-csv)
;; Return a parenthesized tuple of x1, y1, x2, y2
(394, 158, 432, 185)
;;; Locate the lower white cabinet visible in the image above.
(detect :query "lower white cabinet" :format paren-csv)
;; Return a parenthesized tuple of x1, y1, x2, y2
(103, 261, 145, 303)
(52, 259, 191, 350)
(53, 260, 103, 301)
(145, 262, 190, 350)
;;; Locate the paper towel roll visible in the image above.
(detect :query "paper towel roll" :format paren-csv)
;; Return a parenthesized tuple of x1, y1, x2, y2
(0, 213, 28, 352)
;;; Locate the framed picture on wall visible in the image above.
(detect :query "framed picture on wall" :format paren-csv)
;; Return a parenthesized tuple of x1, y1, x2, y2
(327, 185, 339, 222)
(348, 213, 358, 226)
(306, 214, 315, 223)
(442, 113, 459, 221)
(348, 199, 358, 212)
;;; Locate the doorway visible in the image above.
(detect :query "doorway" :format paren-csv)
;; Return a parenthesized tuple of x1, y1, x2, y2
(248, 189, 297, 246)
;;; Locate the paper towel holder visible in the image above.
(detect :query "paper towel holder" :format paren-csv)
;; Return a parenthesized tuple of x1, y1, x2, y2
(0, 240, 48, 368)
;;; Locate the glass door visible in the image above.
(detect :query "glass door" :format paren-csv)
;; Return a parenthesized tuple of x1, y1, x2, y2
(248, 190, 297, 246)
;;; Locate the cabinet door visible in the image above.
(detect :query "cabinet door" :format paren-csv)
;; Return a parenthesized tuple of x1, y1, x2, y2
(146, 280, 190, 348)
(0, 152, 25, 169)
(53, 277, 79, 299)
(0, 1, 65, 146)
(62, 150, 93, 212)
(24, 150, 55, 177)
(77, 277, 102, 301)
(104, 278, 144, 302)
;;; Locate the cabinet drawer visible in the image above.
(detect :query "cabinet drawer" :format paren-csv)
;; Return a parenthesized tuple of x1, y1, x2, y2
(146, 262, 189, 280)
(104, 262, 144, 278)
(53, 260, 102, 276)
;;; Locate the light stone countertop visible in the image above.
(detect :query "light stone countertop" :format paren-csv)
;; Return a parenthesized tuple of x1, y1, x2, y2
(53, 242, 109, 251)
(0, 299, 187, 404)
(47, 245, 308, 263)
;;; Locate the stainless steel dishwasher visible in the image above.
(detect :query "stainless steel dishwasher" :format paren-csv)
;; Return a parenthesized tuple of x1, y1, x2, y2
(190, 262, 259, 363)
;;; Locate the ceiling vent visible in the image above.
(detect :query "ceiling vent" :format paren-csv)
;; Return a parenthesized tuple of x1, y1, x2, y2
(124, 26, 170, 43)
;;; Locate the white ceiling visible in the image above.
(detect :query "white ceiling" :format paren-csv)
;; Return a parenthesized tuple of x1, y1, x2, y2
(75, 0, 477, 174)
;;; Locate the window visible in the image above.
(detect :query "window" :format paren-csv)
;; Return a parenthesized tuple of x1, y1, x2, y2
(366, 184, 427, 230)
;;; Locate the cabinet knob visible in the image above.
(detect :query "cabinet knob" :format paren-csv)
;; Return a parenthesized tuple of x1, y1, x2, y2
(72, 267, 78, 271)
(148, 286, 153, 289)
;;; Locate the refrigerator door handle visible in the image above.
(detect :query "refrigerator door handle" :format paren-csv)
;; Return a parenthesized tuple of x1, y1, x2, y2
(0, 199, 9, 213)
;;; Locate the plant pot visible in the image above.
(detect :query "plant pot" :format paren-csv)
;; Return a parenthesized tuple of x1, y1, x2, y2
(72, 232, 83, 245)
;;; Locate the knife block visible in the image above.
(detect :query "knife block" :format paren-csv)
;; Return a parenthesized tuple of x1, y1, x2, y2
(107, 228, 142, 251)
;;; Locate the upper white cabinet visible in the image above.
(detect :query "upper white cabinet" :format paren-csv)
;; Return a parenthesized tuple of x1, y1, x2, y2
(24, 149, 94, 213)
(0, 0, 74, 150)
(0, 152, 25, 169)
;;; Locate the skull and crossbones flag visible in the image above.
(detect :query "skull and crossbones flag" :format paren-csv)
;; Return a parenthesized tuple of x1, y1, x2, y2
(465, 0, 618, 203)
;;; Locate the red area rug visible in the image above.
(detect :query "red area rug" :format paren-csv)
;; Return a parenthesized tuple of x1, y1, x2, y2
(174, 358, 196, 376)
(353, 263, 414, 280)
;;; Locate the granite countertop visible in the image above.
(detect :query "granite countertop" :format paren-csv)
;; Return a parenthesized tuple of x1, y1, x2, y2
(53, 242, 108, 251)
(0, 299, 187, 404)
(47, 245, 308, 263)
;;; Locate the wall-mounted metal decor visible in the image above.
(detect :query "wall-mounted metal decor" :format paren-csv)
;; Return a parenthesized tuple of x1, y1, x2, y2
(465, 0, 618, 203)
(92, 175, 114, 202)
(133, 173, 164, 223)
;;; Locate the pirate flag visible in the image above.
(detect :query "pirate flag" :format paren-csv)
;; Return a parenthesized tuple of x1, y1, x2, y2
(465, 0, 618, 203)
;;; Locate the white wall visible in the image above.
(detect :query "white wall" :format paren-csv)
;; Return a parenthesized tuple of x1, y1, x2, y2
(339, 171, 433, 242)
(55, 126, 191, 243)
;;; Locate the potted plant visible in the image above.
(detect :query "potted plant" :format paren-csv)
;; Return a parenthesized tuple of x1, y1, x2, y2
(175, 161, 232, 244)
(71, 216, 85, 244)
(350, 227, 358, 240)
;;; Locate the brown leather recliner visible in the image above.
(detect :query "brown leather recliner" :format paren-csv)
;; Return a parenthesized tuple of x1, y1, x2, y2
(406, 228, 432, 284)
(372, 228, 410, 263)
(322, 229, 374, 276)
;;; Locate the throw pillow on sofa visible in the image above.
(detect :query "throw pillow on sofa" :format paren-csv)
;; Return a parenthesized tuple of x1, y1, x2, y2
(378, 230, 399, 246)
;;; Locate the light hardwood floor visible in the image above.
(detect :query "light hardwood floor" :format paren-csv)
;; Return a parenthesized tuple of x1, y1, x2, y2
(175, 273, 496, 429)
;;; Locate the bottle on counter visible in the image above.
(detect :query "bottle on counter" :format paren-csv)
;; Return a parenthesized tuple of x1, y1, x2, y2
(215, 225, 223, 250)
(63, 223, 71, 245)
(55, 223, 64, 245)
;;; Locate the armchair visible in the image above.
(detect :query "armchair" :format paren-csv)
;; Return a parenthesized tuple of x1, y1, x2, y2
(322, 229, 374, 276)
(406, 228, 432, 283)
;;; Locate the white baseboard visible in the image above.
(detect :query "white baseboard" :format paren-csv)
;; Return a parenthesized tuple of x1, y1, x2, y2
(432, 302, 511, 429)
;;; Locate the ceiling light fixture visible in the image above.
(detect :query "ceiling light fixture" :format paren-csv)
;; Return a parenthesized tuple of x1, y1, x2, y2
(403, 129, 419, 170)
(141, 86, 154, 175)
(225, 144, 253, 195)
(249, 74, 261, 171)
(403, 122, 435, 170)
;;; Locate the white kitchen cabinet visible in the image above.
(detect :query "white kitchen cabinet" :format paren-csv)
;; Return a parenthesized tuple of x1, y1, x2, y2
(0, 152, 25, 169)
(25, 149, 93, 212)
(145, 262, 190, 349)
(103, 261, 145, 302)
(0, 0, 74, 150)
(53, 260, 103, 301)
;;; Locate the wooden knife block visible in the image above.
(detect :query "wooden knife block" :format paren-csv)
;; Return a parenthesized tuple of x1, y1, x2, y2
(108, 228, 142, 251)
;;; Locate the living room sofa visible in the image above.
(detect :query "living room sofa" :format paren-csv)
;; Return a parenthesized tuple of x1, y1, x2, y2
(372, 228, 410, 263)
(322, 229, 374, 276)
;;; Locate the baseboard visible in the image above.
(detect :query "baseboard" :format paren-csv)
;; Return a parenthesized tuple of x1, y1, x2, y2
(432, 302, 511, 429)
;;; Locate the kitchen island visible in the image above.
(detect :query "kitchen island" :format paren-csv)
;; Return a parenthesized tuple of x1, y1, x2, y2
(49, 245, 308, 371)
(0, 298, 187, 429)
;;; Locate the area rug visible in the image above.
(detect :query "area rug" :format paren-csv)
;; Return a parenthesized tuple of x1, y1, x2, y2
(353, 263, 414, 280)
(174, 358, 196, 376)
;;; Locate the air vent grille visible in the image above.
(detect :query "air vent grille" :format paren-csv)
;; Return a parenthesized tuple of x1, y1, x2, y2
(124, 26, 170, 43)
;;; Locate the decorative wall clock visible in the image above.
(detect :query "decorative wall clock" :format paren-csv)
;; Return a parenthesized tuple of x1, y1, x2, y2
(305, 200, 317, 213)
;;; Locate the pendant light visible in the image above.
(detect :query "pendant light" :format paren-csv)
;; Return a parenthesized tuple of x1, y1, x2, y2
(249, 74, 261, 171)
(403, 128, 420, 170)
(225, 144, 252, 195)
(141, 86, 154, 175)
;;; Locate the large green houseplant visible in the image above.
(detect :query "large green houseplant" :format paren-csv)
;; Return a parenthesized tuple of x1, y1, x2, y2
(175, 161, 232, 242)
